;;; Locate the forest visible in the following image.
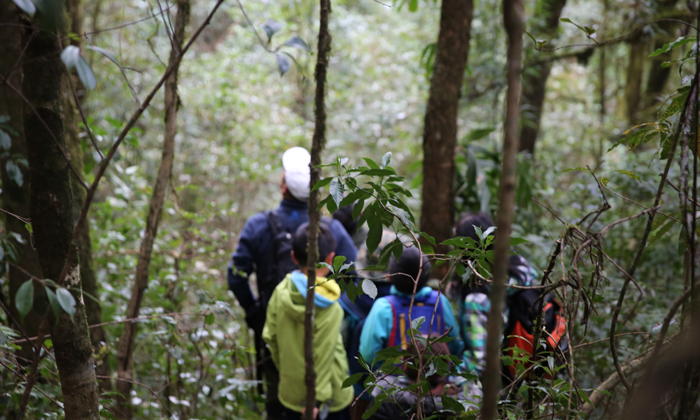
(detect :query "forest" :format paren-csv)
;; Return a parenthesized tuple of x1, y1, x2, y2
(1, 0, 699, 418)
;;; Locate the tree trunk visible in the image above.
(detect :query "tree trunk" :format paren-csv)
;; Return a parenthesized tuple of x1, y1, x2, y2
(304, 0, 332, 418)
(480, 0, 523, 417)
(23, 15, 100, 420)
(625, 34, 649, 125)
(517, 0, 568, 156)
(114, 1, 190, 417)
(64, 0, 111, 391)
(644, 0, 681, 115)
(420, 0, 473, 275)
(0, 0, 45, 362)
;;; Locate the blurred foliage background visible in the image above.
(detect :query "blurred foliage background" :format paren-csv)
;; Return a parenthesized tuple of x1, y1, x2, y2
(1, 0, 694, 417)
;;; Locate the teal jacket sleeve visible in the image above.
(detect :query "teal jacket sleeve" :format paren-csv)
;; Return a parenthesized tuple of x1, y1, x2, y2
(440, 294, 465, 358)
(359, 297, 393, 366)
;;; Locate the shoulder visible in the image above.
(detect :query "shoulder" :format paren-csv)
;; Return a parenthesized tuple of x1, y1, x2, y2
(327, 218, 351, 238)
(368, 297, 393, 316)
(242, 212, 271, 236)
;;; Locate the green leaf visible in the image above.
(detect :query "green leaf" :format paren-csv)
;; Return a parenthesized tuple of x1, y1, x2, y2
(61, 45, 81, 69)
(360, 168, 396, 177)
(361, 279, 378, 300)
(25, 222, 33, 234)
(312, 177, 333, 191)
(381, 152, 392, 169)
(0, 330, 8, 346)
(77, 57, 97, 90)
(408, 0, 418, 11)
(464, 127, 495, 142)
(411, 316, 425, 330)
(0, 129, 11, 151)
(261, 19, 284, 42)
(333, 255, 347, 272)
(649, 37, 697, 57)
(45, 288, 62, 319)
(12, 0, 36, 16)
(440, 395, 465, 413)
(283, 36, 310, 52)
(206, 313, 215, 325)
(649, 218, 676, 244)
(601, 176, 609, 187)
(56, 288, 76, 318)
(329, 178, 344, 207)
(524, 30, 537, 45)
(346, 279, 358, 302)
(561, 167, 586, 173)
(363, 158, 380, 169)
(366, 218, 383, 255)
(342, 372, 364, 388)
(275, 53, 291, 76)
(352, 199, 365, 220)
(15, 280, 33, 322)
(6, 160, 23, 187)
(613, 169, 641, 182)
(662, 89, 690, 119)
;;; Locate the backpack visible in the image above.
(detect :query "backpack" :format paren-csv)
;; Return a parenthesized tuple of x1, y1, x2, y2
(259, 210, 298, 304)
(385, 291, 446, 349)
(504, 289, 568, 379)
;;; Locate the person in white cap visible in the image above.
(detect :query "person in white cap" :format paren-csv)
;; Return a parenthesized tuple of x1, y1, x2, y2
(227, 146, 358, 420)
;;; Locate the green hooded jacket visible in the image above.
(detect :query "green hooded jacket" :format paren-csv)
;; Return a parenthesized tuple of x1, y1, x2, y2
(262, 271, 354, 413)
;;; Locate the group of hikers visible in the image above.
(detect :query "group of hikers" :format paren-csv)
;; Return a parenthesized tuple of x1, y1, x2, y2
(227, 147, 566, 420)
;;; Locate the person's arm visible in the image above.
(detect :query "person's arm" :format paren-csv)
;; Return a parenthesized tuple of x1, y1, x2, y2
(462, 292, 490, 378)
(439, 295, 465, 358)
(228, 214, 264, 319)
(262, 289, 280, 368)
(359, 298, 393, 366)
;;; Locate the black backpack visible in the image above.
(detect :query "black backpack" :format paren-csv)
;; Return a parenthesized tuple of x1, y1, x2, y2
(258, 210, 298, 304)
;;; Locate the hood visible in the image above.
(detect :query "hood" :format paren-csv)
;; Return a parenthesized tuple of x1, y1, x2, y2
(278, 271, 341, 321)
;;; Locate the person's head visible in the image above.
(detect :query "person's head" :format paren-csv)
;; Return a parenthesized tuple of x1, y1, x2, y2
(281, 147, 311, 202)
(389, 246, 431, 294)
(455, 212, 495, 246)
(332, 204, 358, 236)
(291, 222, 337, 274)
(403, 340, 450, 391)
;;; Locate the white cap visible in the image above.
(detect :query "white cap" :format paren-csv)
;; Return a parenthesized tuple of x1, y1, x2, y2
(282, 147, 311, 201)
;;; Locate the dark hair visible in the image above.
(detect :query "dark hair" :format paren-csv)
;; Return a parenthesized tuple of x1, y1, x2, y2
(403, 340, 450, 388)
(332, 204, 358, 236)
(456, 212, 495, 247)
(292, 222, 337, 266)
(389, 246, 431, 294)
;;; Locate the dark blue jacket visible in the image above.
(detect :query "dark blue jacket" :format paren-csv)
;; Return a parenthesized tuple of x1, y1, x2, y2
(228, 199, 358, 313)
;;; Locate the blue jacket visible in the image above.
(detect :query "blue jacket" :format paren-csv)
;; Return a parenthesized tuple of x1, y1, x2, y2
(359, 286, 465, 365)
(228, 199, 358, 312)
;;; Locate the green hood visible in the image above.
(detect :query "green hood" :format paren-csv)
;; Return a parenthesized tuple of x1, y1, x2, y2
(262, 274, 353, 413)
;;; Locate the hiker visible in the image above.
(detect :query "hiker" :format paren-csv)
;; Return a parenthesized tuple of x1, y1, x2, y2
(368, 340, 457, 420)
(262, 221, 353, 420)
(359, 246, 464, 366)
(456, 212, 565, 399)
(227, 146, 357, 419)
